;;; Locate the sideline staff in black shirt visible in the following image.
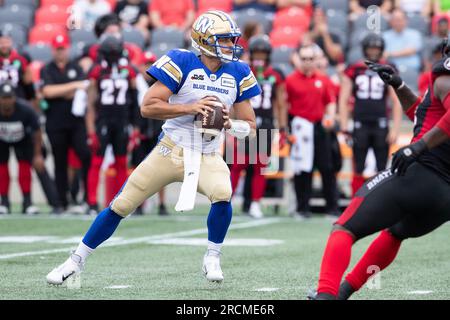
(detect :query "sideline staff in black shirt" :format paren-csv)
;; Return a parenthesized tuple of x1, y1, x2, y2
(40, 34, 91, 210)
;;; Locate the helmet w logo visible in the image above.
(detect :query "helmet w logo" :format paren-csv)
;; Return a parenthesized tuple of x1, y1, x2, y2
(194, 17, 214, 34)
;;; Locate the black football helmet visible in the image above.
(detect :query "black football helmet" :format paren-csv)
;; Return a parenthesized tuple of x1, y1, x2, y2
(248, 34, 272, 68)
(99, 35, 124, 66)
(362, 33, 385, 61)
(249, 35, 272, 55)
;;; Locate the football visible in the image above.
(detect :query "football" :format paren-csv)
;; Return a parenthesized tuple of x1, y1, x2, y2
(194, 96, 225, 136)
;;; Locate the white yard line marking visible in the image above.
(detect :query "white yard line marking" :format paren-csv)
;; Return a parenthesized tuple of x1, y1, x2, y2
(0, 215, 257, 222)
(255, 288, 280, 292)
(104, 285, 132, 289)
(407, 290, 433, 295)
(0, 236, 58, 243)
(0, 218, 281, 260)
(147, 238, 283, 246)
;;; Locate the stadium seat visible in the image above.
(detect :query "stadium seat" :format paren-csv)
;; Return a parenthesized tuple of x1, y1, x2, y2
(349, 29, 370, 48)
(28, 60, 45, 83)
(69, 44, 84, 61)
(0, 24, 28, 48)
(272, 7, 310, 32)
(407, 14, 430, 36)
(232, 9, 274, 34)
(0, 6, 34, 29)
(269, 27, 303, 48)
(326, 9, 349, 34)
(321, 0, 349, 12)
(271, 46, 294, 65)
(29, 24, 67, 45)
(151, 27, 185, 47)
(273, 63, 294, 77)
(40, 0, 74, 8)
(197, 0, 232, 14)
(122, 27, 146, 48)
(353, 13, 389, 33)
(148, 43, 178, 58)
(400, 69, 419, 93)
(3, 0, 37, 9)
(347, 46, 364, 64)
(422, 36, 443, 59)
(106, 0, 118, 10)
(23, 44, 53, 63)
(35, 5, 70, 26)
(70, 29, 97, 48)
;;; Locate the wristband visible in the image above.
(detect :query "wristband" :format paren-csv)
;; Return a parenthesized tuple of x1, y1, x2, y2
(228, 119, 251, 139)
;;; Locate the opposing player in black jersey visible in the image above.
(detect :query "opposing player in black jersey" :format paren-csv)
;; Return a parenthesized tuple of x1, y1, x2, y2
(0, 82, 44, 214)
(230, 35, 287, 218)
(339, 33, 402, 196)
(0, 30, 36, 107)
(86, 35, 139, 215)
(311, 38, 450, 300)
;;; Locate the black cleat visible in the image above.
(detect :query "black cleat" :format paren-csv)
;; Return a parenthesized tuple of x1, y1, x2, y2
(307, 289, 318, 300)
(158, 204, 169, 216)
(86, 204, 99, 216)
(134, 206, 144, 215)
(0, 196, 10, 214)
(50, 206, 65, 215)
(337, 280, 356, 300)
(307, 289, 337, 300)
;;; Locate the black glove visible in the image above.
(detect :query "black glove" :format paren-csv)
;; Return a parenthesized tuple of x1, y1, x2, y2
(391, 139, 427, 176)
(365, 60, 403, 89)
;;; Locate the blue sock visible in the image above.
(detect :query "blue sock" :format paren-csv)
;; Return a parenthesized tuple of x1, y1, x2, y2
(82, 207, 123, 249)
(207, 201, 232, 244)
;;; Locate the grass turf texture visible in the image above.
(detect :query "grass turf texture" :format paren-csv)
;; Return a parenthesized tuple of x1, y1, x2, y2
(0, 206, 449, 300)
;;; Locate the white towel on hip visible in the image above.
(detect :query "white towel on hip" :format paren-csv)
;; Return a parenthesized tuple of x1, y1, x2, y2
(175, 146, 202, 212)
(136, 73, 149, 105)
(71, 88, 87, 117)
(290, 116, 314, 174)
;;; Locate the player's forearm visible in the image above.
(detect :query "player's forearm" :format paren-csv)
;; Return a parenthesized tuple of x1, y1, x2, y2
(322, 34, 344, 62)
(275, 92, 288, 129)
(387, 48, 418, 58)
(33, 130, 43, 157)
(422, 127, 450, 149)
(393, 83, 421, 113)
(391, 100, 402, 134)
(42, 82, 79, 99)
(338, 93, 350, 131)
(85, 108, 96, 134)
(277, 103, 288, 129)
(141, 98, 188, 120)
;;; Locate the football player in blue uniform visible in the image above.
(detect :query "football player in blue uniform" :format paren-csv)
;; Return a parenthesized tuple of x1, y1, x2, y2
(47, 10, 261, 285)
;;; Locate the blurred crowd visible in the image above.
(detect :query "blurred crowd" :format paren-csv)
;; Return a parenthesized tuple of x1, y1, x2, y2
(1, 0, 450, 217)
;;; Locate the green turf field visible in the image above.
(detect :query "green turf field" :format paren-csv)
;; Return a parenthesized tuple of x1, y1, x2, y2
(1, 207, 449, 300)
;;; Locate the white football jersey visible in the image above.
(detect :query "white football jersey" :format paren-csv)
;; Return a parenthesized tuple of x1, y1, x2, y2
(147, 49, 261, 153)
